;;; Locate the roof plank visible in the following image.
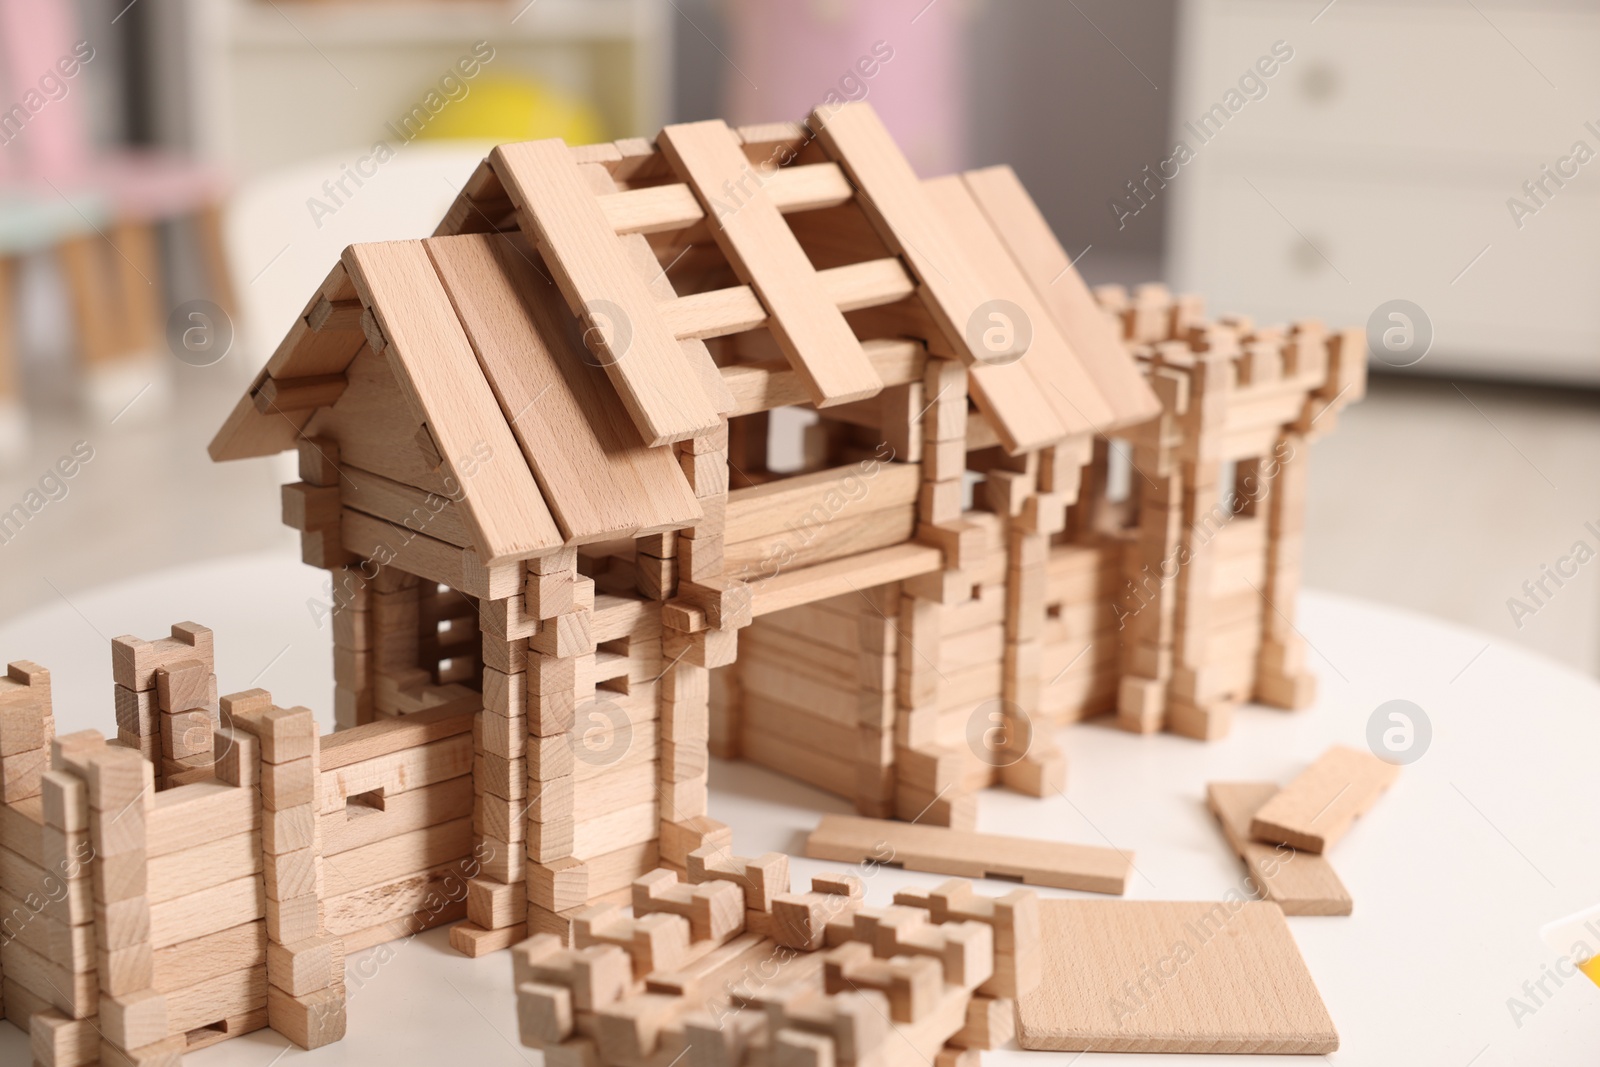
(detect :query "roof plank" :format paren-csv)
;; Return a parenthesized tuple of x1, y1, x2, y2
(924, 174, 1116, 439)
(426, 232, 702, 544)
(490, 139, 721, 447)
(809, 102, 994, 365)
(658, 119, 882, 406)
(341, 241, 563, 565)
(961, 165, 1162, 430)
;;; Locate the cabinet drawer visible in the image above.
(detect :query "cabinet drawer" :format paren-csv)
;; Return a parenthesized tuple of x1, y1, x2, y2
(1168, 165, 1600, 383)
(1177, 0, 1600, 166)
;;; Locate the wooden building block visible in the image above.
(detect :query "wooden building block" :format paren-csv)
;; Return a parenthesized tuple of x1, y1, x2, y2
(268, 982, 347, 1049)
(111, 623, 214, 693)
(1248, 746, 1399, 854)
(806, 815, 1129, 894)
(267, 936, 345, 998)
(154, 660, 211, 714)
(1208, 782, 1352, 916)
(632, 869, 745, 942)
(1016, 900, 1337, 1053)
(101, 989, 168, 1050)
(686, 847, 789, 912)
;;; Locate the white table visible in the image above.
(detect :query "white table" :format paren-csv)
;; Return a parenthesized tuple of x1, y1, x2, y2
(2, 551, 1595, 1065)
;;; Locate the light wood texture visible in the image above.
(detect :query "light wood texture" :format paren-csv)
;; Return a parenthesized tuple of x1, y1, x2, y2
(747, 544, 942, 618)
(1207, 782, 1352, 916)
(659, 119, 881, 406)
(924, 174, 1114, 440)
(1248, 745, 1400, 854)
(811, 103, 989, 365)
(491, 139, 721, 447)
(342, 241, 563, 564)
(426, 232, 702, 543)
(724, 462, 920, 543)
(722, 339, 923, 417)
(1016, 899, 1337, 1054)
(805, 814, 1130, 894)
(960, 165, 1161, 429)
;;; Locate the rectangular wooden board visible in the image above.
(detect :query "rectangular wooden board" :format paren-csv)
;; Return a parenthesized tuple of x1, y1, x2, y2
(1249, 745, 1399, 854)
(426, 232, 703, 543)
(805, 813, 1130, 894)
(960, 164, 1161, 429)
(490, 139, 721, 447)
(342, 241, 563, 563)
(1016, 899, 1337, 1054)
(1207, 782, 1352, 916)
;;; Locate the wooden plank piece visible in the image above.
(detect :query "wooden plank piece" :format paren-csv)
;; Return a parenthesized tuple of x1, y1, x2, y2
(426, 232, 702, 543)
(342, 241, 563, 563)
(1248, 746, 1399, 855)
(1016, 900, 1337, 1054)
(1207, 782, 1352, 916)
(961, 164, 1162, 429)
(805, 814, 1130, 894)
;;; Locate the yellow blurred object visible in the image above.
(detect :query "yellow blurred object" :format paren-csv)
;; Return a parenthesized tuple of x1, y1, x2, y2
(1582, 955, 1600, 987)
(418, 75, 605, 145)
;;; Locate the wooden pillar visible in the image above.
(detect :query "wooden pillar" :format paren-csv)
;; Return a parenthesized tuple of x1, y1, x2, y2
(1115, 369, 1186, 734)
(85, 746, 172, 1063)
(231, 691, 345, 1049)
(1165, 332, 1236, 740)
(1254, 429, 1314, 709)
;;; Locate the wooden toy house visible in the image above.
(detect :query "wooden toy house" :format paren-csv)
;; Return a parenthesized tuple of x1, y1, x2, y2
(0, 102, 1362, 1065)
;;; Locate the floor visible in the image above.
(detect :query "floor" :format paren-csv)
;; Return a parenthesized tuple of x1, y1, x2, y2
(2, 362, 1596, 679)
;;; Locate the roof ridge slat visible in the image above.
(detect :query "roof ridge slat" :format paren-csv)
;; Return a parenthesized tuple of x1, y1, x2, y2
(490, 139, 721, 448)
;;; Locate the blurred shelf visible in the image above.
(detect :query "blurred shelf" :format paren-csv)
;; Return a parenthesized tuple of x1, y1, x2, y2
(228, 0, 653, 47)
(146, 0, 670, 176)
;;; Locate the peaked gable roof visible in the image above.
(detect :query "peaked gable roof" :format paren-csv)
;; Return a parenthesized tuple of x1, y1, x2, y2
(211, 102, 1156, 564)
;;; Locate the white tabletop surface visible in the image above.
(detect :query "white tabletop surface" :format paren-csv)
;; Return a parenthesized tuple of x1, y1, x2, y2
(0, 550, 1595, 1066)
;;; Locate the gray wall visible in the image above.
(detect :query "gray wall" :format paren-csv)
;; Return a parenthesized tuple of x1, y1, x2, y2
(670, 0, 1177, 283)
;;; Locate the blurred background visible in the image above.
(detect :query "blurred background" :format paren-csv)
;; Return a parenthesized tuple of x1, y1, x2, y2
(0, 0, 1595, 677)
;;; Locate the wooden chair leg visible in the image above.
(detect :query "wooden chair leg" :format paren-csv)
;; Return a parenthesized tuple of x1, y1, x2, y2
(109, 217, 163, 358)
(195, 201, 237, 320)
(56, 233, 121, 368)
(0, 255, 17, 402)
(0, 254, 25, 460)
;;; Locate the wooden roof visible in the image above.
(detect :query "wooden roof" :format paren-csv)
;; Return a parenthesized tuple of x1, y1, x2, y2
(210, 102, 1158, 564)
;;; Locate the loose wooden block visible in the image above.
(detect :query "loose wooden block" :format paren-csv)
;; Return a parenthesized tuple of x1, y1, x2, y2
(1208, 782, 1352, 916)
(1016, 900, 1337, 1054)
(1248, 745, 1399, 854)
(806, 815, 1131, 894)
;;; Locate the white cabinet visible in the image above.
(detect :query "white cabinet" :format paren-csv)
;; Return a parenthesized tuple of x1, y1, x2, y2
(152, 0, 669, 176)
(1167, 0, 1600, 384)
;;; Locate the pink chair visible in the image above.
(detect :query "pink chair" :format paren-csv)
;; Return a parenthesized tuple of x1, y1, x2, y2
(0, 0, 233, 419)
